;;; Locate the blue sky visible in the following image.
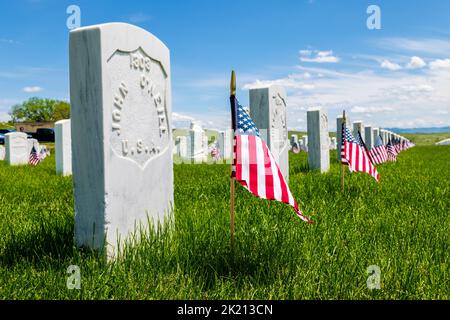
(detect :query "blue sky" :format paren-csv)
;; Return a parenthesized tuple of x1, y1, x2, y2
(1, 0, 450, 130)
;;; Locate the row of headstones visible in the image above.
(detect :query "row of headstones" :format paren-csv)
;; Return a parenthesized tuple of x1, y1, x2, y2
(0, 134, 44, 163)
(290, 134, 337, 151)
(53, 22, 410, 257)
(0, 120, 71, 176)
(173, 122, 233, 162)
(305, 109, 409, 173)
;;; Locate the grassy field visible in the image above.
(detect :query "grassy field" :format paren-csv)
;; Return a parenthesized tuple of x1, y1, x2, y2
(0, 143, 449, 299)
(403, 132, 450, 146)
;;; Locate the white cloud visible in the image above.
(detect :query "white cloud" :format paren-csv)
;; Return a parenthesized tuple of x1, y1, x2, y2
(406, 56, 426, 69)
(429, 59, 450, 70)
(380, 60, 401, 71)
(23, 86, 43, 93)
(300, 50, 340, 63)
(351, 106, 394, 113)
(376, 38, 450, 56)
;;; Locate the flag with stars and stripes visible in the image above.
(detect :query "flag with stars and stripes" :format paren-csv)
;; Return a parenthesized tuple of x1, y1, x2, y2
(231, 97, 313, 223)
(341, 123, 380, 182)
(368, 135, 388, 165)
(29, 146, 41, 166)
(386, 140, 397, 162)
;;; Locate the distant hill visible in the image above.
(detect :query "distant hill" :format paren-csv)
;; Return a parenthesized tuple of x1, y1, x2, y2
(386, 126, 450, 134)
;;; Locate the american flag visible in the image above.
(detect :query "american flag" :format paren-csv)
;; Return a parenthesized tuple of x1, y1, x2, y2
(29, 146, 41, 166)
(341, 124, 380, 182)
(386, 140, 397, 162)
(368, 135, 388, 165)
(231, 98, 313, 223)
(39, 147, 48, 160)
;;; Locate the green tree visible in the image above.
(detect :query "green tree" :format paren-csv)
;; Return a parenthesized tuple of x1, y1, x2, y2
(9, 97, 70, 122)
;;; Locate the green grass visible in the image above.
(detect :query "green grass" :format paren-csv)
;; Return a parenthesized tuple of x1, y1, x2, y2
(403, 132, 450, 146)
(0, 145, 449, 299)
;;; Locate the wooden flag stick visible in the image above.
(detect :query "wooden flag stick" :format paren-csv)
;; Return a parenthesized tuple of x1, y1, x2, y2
(230, 70, 236, 247)
(341, 110, 346, 192)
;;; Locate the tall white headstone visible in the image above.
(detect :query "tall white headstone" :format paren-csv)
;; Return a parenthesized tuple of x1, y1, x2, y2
(365, 126, 374, 149)
(373, 128, 380, 143)
(5, 132, 28, 165)
(188, 121, 205, 164)
(307, 108, 330, 172)
(27, 138, 40, 155)
(0, 146, 5, 161)
(70, 23, 173, 257)
(249, 85, 289, 180)
(55, 119, 72, 176)
(176, 136, 188, 158)
(353, 121, 365, 142)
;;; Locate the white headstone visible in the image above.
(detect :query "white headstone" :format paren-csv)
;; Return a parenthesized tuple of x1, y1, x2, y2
(70, 23, 173, 258)
(330, 137, 337, 150)
(353, 121, 365, 142)
(0, 146, 5, 160)
(249, 85, 289, 180)
(176, 136, 188, 158)
(373, 128, 380, 143)
(364, 126, 374, 149)
(436, 138, 450, 145)
(55, 119, 72, 176)
(188, 121, 205, 163)
(307, 109, 330, 172)
(336, 116, 348, 161)
(5, 132, 29, 165)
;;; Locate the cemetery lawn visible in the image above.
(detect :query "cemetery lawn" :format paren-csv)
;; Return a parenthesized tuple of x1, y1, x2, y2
(0, 145, 449, 299)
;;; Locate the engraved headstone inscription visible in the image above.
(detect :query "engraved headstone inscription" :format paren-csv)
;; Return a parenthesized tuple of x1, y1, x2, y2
(70, 23, 173, 258)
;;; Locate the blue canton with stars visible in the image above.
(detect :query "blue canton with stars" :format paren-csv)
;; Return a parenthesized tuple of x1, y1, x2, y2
(342, 124, 360, 145)
(235, 99, 260, 137)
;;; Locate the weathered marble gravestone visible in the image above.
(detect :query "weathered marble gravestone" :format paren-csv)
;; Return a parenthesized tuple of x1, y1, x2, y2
(307, 108, 330, 172)
(70, 23, 173, 258)
(176, 136, 188, 158)
(330, 137, 337, 150)
(5, 132, 29, 165)
(373, 128, 380, 142)
(302, 135, 308, 150)
(55, 119, 72, 176)
(249, 85, 289, 180)
(0, 146, 5, 160)
(188, 121, 205, 164)
(364, 126, 374, 149)
(336, 115, 350, 161)
(353, 121, 365, 142)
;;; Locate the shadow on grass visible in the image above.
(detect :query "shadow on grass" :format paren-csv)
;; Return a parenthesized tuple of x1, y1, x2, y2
(0, 218, 76, 267)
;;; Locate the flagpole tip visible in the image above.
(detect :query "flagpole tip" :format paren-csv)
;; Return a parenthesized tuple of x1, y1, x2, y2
(230, 70, 236, 96)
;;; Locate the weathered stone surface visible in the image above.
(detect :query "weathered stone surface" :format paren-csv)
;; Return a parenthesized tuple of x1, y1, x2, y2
(353, 121, 365, 142)
(5, 132, 28, 165)
(249, 85, 289, 180)
(365, 126, 374, 149)
(307, 108, 330, 172)
(55, 119, 72, 176)
(70, 23, 173, 258)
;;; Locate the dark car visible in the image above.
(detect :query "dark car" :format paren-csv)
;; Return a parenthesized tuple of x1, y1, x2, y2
(34, 128, 55, 142)
(0, 129, 16, 145)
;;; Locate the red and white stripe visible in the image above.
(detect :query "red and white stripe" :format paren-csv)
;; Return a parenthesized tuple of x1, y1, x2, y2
(233, 134, 313, 223)
(341, 140, 380, 182)
(368, 145, 388, 165)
